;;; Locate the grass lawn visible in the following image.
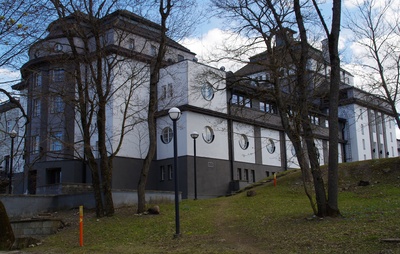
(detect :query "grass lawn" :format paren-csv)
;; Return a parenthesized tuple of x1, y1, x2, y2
(23, 158, 400, 253)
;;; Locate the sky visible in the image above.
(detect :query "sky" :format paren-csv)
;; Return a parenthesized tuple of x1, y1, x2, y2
(1, 0, 399, 135)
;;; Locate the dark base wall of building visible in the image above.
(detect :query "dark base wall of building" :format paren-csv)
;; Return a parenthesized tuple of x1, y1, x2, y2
(25, 155, 286, 198)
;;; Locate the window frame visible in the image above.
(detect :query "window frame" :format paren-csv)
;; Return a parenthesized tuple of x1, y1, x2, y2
(52, 69, 65, 82)
(50, 131, 63, 151)
(160, 166, 165, 181)
(239, 134, 249, 150)
(34, 71, 42, 87)
(50, 96, 64, 114)
(266, 138, 276, 154)
(161, 127, 173, 144)
(168, 164, 173, 180)
(32, 135, 40, 154)
(33, 99, 41, 117)
(202, 126, 215, 144)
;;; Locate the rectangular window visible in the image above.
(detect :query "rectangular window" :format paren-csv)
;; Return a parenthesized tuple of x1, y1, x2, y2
(265, 171, 270, 177)
(33, 99, 41, 117)
(128, 38, 135, 51)
(244, 169, 249, 182)
(161, 85, 167, 99)
(390, 132, 393, 142)
(360, 109, 363, 120)
(34, 71, 42, 87)
(52, 69, 64, 82)
(310, 115, 320, 125)
(260, 102, 266, 112)
(362, 139, 365, 150)
(372, 142, 377, 158)
(168, 83, 173, 98)
(50, 131, 63, 151)
(6, 121, 12, 132)
(377, 114, 382, 134)
(50, 96, 64, 113)
(161, 84, 173, 100)
(232, 94, 251, 108)
(46, 168, 61, 184)
(266, 103, 277, 114)
(177, 54, 184, 62)
(237, 168, 242, 180)
(232, 94, 239, 104)
(168, 164, 173, 180)
(244, 98, 251, 108)
(251, 170, 255, 183)
(160, 166, 165, 181)
(361, 124, 364, 135)
(260, 101, 277, 114)
(151, 45, 157, 56)
(32, 135, 40, 154)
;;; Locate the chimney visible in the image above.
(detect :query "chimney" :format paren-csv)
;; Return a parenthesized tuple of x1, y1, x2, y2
(275, 28, 296, 47)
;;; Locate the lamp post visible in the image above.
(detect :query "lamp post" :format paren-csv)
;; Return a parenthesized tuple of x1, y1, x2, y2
(168, 107, 181, 237)
(9, 130, 17, 194)
(190, 131, 199, 200)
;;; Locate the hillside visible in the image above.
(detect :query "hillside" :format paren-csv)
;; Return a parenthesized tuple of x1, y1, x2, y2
(19, 157, 400, 253)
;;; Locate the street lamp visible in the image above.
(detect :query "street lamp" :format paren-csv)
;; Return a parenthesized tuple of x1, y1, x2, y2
(190, 131, 199, 200)
(9, 130, 17, 194)
(168, 107, 181, 237)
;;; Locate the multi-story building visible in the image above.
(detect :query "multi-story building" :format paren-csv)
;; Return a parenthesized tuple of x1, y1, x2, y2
(13, 10, 397, 199)
(0, 98, 25, 193)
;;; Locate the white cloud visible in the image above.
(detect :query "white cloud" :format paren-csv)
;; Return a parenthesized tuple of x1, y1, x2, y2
(181, 28, 262, 72)
(0, 68, 20, 82)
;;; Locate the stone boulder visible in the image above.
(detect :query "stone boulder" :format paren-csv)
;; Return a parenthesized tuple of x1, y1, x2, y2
(147, 205, 160, 215)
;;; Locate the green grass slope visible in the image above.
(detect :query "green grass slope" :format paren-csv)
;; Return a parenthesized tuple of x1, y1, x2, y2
(24, 157, 400, 254)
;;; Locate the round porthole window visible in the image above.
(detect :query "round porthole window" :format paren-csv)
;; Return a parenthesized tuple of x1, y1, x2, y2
(201, 83, 214, 101)
(202, 126, 215, 144)
(239, 134, 249, 150)
(266, 138, 276, 154)
(54, 43, 63, 52)
(160, 127, 173, 144)
(291, 145, 296, 156)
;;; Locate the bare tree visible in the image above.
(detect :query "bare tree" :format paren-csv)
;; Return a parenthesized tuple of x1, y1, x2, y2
(131, 0, 200, 214)
(312, 0, 342, 217)
(345, 0, 400, 128)
(45, 0, 155, 216)
(29, 0, 199, 217)
(212, 0, 342, 217)
(0, 0, 41, 245)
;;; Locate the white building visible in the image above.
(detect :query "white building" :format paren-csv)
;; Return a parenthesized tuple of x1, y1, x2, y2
(0, 99, 25, 193)
(13, 10, 397, 198)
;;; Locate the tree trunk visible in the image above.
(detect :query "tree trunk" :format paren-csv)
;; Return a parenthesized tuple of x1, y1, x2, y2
(0, 201, 14, 250)
(98, 94, 114, 216)
(327, 0, 342, 217)
(137, 0, 172, 214)
(87, 155, 104, 217)
(137, 67, 158, 214)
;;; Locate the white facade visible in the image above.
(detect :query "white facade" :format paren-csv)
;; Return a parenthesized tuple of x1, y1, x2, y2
(339, 103, 397, 162)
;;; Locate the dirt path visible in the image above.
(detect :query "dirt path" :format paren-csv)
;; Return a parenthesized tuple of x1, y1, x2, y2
(211, 199, 268, 254)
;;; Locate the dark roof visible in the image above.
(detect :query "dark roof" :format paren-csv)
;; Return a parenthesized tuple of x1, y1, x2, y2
(46, 10, 195, 55)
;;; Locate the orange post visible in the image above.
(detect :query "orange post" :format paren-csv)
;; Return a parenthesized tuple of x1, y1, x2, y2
(79, 205, 84, 247)
(273, 173, 277, 187)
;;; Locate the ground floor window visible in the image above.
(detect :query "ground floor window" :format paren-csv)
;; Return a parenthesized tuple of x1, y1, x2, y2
(244, 169, 249, 181)
(168, 164, 173, 180)
(160, 166, 165, 181)
(237, 168, 242, 180)
(46, 168, 61, 184)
